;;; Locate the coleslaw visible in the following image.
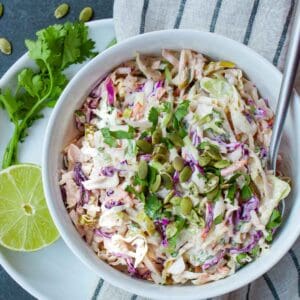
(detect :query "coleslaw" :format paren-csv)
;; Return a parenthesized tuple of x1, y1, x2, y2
(59, 49, 290, 285)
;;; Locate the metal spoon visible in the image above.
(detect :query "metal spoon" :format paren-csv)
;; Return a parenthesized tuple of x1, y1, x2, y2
(268, 1, 300, 170)
(268, 1, 300, 215)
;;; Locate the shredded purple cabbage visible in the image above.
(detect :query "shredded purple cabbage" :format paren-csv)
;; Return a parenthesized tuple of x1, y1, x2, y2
(191, 130, 201, 147)
(173, 171, 179, 183)
(106, 189, 114, 196)
(140, 154, 152, 161)
(202, 250, 225, 270)
(154, 80, 164, 89)
(245, 112, 253, 124)
(126, 257, 137, 275)
(81, 186, 90, 204)
(125, 257, 149, 279)
(213, 138, 241, 152)
(186, 154, 204, 175)
(154, 218, 170, 247)
(260, 147, 268, 159)
(73, 163, 90, 203)
(89, 81, 102, 98)
(101, 166, 118, 177)
(60, 185, 67, 202)
(240, 196, 259, 221)
(104, 200, 124, 209)
(233, 206, 242, 227)
(94, 229, 113, 238)
(202, 203, 214, 237)
(73, 163, 87, 186)
(246, 98, 255, 105)
(87, 97, 99, 109)
(106, 78, 115, 105)
(254, 108, 267, 119)
(230, 231, 262, 254)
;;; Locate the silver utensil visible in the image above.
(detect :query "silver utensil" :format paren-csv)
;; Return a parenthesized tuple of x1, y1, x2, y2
(268, 0, 300, 171)
(268, 1, 300, 216)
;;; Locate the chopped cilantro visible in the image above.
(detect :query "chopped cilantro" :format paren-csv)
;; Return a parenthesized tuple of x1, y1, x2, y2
(145, 194, 163, 220)
(148, 107, 159, 130)
(174, 100, 190, 122)
(241, 185, 252, 201)
(266, 209, 282, 230)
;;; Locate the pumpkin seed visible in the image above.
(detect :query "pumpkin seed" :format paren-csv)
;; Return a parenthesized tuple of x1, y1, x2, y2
(187, 182, 199, 196)
(179, 166, 193, 182)
(173, 156, 185, 171)
(180, 197, 193, 216)
(206, 146, 222, 160)
(207, 187, 220, 201)
(150, 174, 161, 192)
(166, 223, 178, 238)
(153, 144, 168, 155)
(153, 153, 168, 163)
(79, 6, 93, 22)
(170, 196, 181, 206)
(203, 173, 219, 193)
(152, 128, 162, 144)
(165, 163, 175, 175)
(161, 172, 173, 190)
(198, 154, 211, 167)
(167, 132, 183, 147)
(0, 3, 4, 17)
(54, 3, 69, 19)
(0, 38, 11, 55)
(164, 190, 175, 204)
(214, 160, 231, 169)
(138, 160, 148, 179)
(136, 139, 153, 153)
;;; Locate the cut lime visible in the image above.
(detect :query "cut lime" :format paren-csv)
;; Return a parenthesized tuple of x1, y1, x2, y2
(0, 164, 59, 251)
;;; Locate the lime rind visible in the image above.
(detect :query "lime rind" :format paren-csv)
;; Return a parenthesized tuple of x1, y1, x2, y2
(0, 164, 59, 251)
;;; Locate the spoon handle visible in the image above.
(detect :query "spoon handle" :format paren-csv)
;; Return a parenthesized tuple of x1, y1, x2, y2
(269, 1, 300, 170)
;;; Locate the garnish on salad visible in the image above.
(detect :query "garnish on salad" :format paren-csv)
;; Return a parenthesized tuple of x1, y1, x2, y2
(60, 49, 290, 285)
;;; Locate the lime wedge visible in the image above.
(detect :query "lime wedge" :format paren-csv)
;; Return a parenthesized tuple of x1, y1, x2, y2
(0, 164, 59, 251)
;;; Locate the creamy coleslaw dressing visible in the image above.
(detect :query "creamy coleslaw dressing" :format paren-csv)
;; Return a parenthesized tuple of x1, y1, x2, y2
(59, 49, 290, 285)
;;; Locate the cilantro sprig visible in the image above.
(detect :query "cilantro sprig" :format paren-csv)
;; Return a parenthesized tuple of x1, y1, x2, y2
(101, 127, 135, 147)
(0, 22, 97, 169)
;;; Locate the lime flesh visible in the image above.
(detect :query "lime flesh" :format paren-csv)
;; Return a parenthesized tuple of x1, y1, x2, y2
(0, 164, 59, 251)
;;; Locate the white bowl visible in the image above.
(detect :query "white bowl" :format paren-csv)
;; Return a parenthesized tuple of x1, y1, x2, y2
(42, 30, 300, 300)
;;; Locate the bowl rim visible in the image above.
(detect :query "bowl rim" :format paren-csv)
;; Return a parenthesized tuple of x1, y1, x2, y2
(42, 28, 300, 300)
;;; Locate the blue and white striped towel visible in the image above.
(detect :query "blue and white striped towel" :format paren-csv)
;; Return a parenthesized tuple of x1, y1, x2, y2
(92, 1, 300, 299)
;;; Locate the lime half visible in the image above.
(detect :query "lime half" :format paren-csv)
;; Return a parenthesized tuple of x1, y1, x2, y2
(0, 164, 59, 251)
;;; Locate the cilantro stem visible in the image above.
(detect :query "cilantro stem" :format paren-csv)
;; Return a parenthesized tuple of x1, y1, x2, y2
(2, 127, 19, 169)
(2, 62, 54, 169)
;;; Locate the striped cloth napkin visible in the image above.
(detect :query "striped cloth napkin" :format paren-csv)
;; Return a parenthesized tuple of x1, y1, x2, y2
(92, 1, 300, 299)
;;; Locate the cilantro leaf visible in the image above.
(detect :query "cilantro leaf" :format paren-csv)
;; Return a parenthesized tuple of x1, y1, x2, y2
(101, 127, 135, 147)
(241, 185, 252, 201)
(227, 183, 237, 203)
(213, 214, 223, 225)
(125, 185, 145, 202)
(266, 209, 282, 230)
(148, 107, 159, 130)
(167, 217, 186, 256)
(101, 128, 117, 147)
(174, 100, 190, 122)
(110, 128, 135, 139)
(145, 194, 163, 220)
